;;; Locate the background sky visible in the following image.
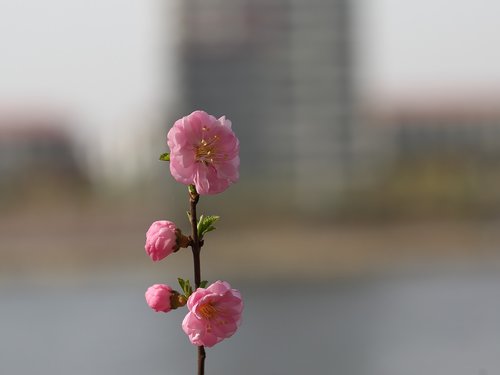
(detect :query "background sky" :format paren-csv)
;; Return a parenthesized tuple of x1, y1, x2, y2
(1, 0, 499, 128)
(358, 0, 500, 100)
(0, 0, 171, 137)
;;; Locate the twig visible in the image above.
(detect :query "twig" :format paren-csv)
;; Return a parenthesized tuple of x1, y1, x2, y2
(188, 185, 206, 375)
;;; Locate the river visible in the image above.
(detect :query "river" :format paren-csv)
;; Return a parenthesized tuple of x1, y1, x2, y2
(1, 271, 500, 374)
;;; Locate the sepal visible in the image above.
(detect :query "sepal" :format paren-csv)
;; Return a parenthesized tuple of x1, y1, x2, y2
(159, 152, 170, 161)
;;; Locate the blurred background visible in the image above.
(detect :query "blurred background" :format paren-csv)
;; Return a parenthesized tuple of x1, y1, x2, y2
(2, 0, 500, 374)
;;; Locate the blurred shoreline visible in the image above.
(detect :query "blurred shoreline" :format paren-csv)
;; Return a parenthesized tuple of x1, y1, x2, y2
(2, 203, 500, 283)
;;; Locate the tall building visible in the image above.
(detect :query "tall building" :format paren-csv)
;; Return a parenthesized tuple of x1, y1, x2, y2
(289, 0, 356, 210)
(180, 0, 356, 212)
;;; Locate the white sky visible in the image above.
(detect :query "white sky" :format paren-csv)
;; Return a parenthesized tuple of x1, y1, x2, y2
(358, 0, 500, 100)
(0, 0, 499, 127)
(0, 0, 175, 135)
(0, 0, 181, 182)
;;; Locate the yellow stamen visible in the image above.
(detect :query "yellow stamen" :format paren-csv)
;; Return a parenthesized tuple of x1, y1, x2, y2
(199, 303, 217, 319)
(195, 136, 224, 165)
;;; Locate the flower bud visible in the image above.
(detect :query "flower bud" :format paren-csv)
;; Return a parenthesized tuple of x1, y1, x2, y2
(145, 221, 190, 261)
(145, 284, 187, 313)
(145, 284, 175, 312)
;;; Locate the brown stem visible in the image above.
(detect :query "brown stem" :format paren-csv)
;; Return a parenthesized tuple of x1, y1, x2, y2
(198, 346, 206, 375)
(188, 185, 206, 375)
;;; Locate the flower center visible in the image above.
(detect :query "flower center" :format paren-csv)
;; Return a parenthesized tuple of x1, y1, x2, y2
(199, 302, 217, 319)
(195, 131, 225, 165)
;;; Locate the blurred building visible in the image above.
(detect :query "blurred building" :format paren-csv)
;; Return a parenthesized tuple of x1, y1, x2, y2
(0, 110, 87, 203)
(179, 0, 358, 212)
(371, 101, 500, 160)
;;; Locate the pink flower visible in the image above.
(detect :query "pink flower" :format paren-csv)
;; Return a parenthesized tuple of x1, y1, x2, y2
(182, 280, 243, 347)
(167, 110, 239, 195)
(145, 220, 178, 262)
(145, 284, 174, 313)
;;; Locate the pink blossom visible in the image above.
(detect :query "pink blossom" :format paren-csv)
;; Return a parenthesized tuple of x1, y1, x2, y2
(167, 110, 239, 195)
(145, 284, 174, 313)
(145, 221, 178, 262)
(182, 280, 243, 347)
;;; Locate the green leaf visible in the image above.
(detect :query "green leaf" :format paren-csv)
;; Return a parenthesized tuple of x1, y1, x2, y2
(199, 280, 209, 288)
(196, 215, 204, 235)
(184, 280, 193, 296)
(178, 277, 186, 292)
(159, 152, 170, 161)
(197, 215, 220, 238)
(178, 278, 193, 297)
